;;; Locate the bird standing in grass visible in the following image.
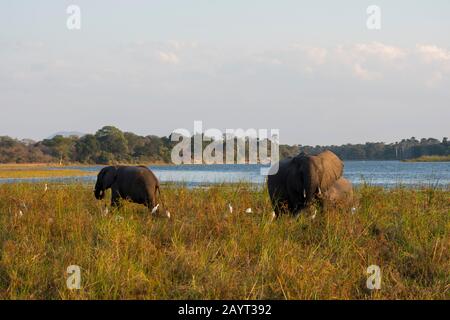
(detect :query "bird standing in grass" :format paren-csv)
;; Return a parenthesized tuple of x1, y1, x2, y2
(271, 212, 277, 221)
(311, 209, 317, 220)
(151, 204, 160, 214)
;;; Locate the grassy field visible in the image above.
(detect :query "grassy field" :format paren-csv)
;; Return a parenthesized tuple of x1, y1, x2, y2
(0, 169, 95, 179)
(0, 163, 95, 179)
(0, 182, 448, 300)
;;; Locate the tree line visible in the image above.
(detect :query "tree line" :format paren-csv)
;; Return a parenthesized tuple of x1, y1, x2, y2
(0, 126, 448, 164)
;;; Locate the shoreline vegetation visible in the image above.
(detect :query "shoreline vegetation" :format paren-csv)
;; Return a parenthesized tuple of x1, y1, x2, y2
(403, 155, 450, 162)
(0, 169, 95, 179)
(1, 126, 448, 164)
(0, 159, 449, 180)
(0, 163, 94, 179)
(0, 182, 448, 299)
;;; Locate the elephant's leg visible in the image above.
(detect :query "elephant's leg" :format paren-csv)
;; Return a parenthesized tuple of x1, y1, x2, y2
(287, 189, 305, 216)
(291, 202, 306, 216)
(271, 192, 288, 217)
(111, 189, 121, 208)
(272, 203, 283, 218)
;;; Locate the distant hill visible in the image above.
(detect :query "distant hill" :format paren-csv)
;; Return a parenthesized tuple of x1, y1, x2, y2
(46, 131, 85, 139)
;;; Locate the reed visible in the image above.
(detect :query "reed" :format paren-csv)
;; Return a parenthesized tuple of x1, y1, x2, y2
(0, 182, 448, 299)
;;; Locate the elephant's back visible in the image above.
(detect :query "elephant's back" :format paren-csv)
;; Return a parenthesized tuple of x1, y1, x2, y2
(118, 166, 158, 184)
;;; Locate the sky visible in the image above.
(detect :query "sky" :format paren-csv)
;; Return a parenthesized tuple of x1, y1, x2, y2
(0, 0, 449, 145)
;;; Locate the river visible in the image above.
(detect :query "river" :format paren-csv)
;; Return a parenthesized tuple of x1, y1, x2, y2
(0, 161, 449, 188)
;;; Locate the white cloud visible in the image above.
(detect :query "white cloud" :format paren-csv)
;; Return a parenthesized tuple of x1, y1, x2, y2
(416, 44, 450, 63)
(415, 45, 450, 86)
(331, 43, 405, 80)
(352, 63, 380, 80)
(158, 51, 180, 64)
(354, 42, 406, 61)
(303, 46, 328, 65)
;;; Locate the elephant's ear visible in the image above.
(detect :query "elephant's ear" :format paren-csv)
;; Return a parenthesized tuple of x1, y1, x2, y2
(102, 166, 118, 189)
(318, 151, 343, 191)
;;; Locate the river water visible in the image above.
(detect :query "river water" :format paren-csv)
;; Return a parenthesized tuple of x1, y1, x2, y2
(0, 161, 449, 188)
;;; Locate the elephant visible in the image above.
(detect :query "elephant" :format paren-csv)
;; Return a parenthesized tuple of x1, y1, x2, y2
(321, 177, 353, 209)
(267, 150, 348, 216)
(94, 165, 160, 210)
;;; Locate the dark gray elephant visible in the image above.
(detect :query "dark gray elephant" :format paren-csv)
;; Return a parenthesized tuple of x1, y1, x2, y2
(267, 150, 346, 216)
(94, 165, 160, 210)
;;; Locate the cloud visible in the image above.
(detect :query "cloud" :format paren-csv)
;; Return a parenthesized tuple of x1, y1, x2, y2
(158, 51, 180, 64)
(415, 45, 450, 86)
(416, 44, 450, 63)
(328, 43, 403, 81)
(303, 46, 328, 65)
(353, 42, 406, 61)
(352, 63, 381, 80)
(2, 40, 450, 99)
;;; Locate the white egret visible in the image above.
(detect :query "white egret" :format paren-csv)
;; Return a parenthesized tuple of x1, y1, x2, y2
(271, 211, 277, 221)
(151, 204, 160, 214)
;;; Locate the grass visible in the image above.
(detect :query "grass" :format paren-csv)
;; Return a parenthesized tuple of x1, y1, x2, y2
(0, 169, 94, 179)
(0, 163, 170, 179)
(403, 155, 450, 162)
(0, 182, 448, 300)
(0, 163, 55, 169)
(0, 164, 95, 179)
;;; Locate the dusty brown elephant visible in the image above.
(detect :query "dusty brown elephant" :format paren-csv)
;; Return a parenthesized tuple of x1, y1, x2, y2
(321, 177, 354, 208)
(267, 150, 350, 216)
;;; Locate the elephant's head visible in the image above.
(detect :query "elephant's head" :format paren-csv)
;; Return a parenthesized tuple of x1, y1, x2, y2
(94, 166, 117, 200)
(292, 150, 343, 206)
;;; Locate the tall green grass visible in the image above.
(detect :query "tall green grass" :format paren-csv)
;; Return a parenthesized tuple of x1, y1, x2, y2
(0, 183, 448, 299)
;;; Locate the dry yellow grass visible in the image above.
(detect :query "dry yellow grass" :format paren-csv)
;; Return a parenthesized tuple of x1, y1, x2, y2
(0, 182, 448, 299)
(0, 169, 94, 179)
(0, 163, 56, 168)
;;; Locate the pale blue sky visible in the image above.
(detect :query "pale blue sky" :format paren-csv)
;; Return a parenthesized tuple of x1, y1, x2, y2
(1, 1, 449, 144)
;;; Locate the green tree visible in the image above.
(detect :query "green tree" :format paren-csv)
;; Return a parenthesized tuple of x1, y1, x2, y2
(95, 126, 128, 162)
(74, 134, 99, 163)
(41, 135, 75, 164)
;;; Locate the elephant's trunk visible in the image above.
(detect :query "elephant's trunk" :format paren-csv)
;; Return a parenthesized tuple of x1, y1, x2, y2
(94, 188, 104, 200)
(94, 180, 105, 199)
(303, 164, 317, 206)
